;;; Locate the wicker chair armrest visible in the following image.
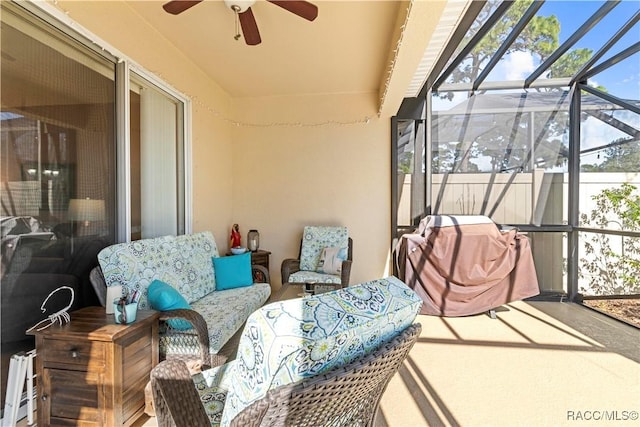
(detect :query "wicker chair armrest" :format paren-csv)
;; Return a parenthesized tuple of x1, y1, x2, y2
(159, 308, 211, 369)
(340, 259, 353, 286)
(252, 264, 270, 283)
(151, 360, 210, 427)
(281, 258, 300, 283)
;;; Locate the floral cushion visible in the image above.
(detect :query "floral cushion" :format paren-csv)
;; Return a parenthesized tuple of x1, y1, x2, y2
(288, 270, 341, 284)
(97, 231, 220, 308)
(298, 226, 348, 272)
(219, 276, 422, 426)
(191, 283, 271, 354)
(193, 362, 237, 426)
(159, 283, 271, 356)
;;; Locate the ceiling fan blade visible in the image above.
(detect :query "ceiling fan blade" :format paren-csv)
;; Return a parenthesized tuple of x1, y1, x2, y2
(162, 0, 203, 15)
(267, 1, 318, 21)
(239, 8, 262, 46)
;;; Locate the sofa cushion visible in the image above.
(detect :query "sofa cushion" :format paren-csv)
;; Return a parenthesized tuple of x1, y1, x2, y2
(299, 226, 348, 272)
(165, 283, 271, 354)
(212, 253, 253, 290)
(220, 276, 422, 426)
(288, 270, 341, 284)
(97, 231, 220, 308)
(147, 279, 193, 330)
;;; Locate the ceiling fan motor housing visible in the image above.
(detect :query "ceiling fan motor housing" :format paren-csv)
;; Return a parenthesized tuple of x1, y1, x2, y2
(224, 0, 256, 13)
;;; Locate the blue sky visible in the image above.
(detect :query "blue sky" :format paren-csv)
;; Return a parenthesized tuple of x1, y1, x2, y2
(543, 0, 640, 98)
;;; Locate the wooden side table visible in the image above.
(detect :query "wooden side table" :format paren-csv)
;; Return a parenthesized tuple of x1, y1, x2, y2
(250, 249, 271, 282)
(28, 306, 159, 426)
(250, 249, 271, 269)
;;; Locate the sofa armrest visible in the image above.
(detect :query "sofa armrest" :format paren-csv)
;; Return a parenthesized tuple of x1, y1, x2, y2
(340, 260, 352, 287)
(252, 265, 270, 284)
(280, 259, 300, 283)
(159, 308, 211, 369)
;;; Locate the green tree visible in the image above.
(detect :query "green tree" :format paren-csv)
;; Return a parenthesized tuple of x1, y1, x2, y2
(579, 184, 640, 295)
(581, 138, 640, 172)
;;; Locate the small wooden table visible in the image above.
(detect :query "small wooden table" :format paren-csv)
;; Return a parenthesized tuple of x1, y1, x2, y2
(29, 306, 159, 426)
(249, 249, 271, 270)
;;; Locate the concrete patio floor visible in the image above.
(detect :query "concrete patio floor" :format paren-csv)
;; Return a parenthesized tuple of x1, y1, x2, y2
(376, 301, 640, 427)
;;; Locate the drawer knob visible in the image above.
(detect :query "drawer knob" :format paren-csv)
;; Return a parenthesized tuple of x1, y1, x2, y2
(41, 394, 48, 401)
(71, 350, 78, 358)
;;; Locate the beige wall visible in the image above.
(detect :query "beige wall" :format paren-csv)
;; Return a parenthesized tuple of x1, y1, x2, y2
(53, 1, 395, 289)
(232, 94, 392, 287)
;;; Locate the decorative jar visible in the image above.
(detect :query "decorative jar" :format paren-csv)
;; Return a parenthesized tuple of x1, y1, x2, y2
(248, 229, 260, 252)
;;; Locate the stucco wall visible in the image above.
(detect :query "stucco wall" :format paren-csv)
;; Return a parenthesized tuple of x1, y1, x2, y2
(232, 93, 392, 287)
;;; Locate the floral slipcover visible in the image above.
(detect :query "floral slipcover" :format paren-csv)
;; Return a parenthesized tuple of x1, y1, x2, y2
(289, 225, 349, 284)
(193, 276, 422, 427)
(97, 231, 271, 354)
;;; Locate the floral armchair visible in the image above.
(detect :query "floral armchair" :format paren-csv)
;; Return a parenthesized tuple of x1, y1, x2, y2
(281, 225, 353, 288)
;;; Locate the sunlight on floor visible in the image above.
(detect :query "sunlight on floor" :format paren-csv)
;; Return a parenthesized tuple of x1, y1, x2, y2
(376, 301, 640, 427)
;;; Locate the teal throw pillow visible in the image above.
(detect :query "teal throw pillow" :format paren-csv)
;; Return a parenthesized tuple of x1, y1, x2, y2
(213, 252, 253, 290)
(147, 279, 192, 330)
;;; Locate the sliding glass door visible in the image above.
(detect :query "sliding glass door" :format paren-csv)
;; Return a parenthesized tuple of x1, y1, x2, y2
(1, 1, 190, 408)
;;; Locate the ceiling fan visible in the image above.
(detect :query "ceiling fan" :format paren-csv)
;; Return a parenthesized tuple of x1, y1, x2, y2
(162, 0, 318, 46)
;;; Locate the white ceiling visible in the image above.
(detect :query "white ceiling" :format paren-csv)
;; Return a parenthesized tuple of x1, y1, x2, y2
(128, 0, 401, 97)
(122, 0, 469, 111)
(26, 0, 470, 116)
(125, 0, 403, 98)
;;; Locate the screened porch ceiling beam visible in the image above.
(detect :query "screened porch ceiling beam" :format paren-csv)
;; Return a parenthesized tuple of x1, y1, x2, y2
(580, 84, 640, 115)
(580, 136, 640, 155)
(438, 77, 570, 93)
(581, 41, 640, 83)
(571, 11, 640, 85)
(584, 110, 640, 139)
(524, 0, 620, 88)
(431, 1, 515, 93)
(472, 1, 544, 93)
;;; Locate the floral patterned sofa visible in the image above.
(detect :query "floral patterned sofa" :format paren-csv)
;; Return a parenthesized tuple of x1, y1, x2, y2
(96, 231, 271, 359)
(190, 276, 422, 426)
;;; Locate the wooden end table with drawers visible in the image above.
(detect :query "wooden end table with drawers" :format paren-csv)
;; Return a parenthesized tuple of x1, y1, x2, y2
(28, 306, 159, 426)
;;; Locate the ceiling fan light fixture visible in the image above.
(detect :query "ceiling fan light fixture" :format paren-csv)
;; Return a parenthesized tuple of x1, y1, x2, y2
(224, 0, 256, 14)
(162, 0, 316, 46)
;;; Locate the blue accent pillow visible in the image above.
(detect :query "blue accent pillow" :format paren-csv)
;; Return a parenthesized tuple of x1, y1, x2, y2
(147, 279, 192, 330)
(213, 252, 253, 290)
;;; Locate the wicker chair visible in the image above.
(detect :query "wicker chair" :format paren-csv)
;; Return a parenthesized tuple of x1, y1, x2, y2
(281, 226, 353, 289)
(151, 322, 421, 427)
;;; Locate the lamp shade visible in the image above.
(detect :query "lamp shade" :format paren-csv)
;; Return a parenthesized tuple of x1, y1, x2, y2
(68, 198, 106, 221)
